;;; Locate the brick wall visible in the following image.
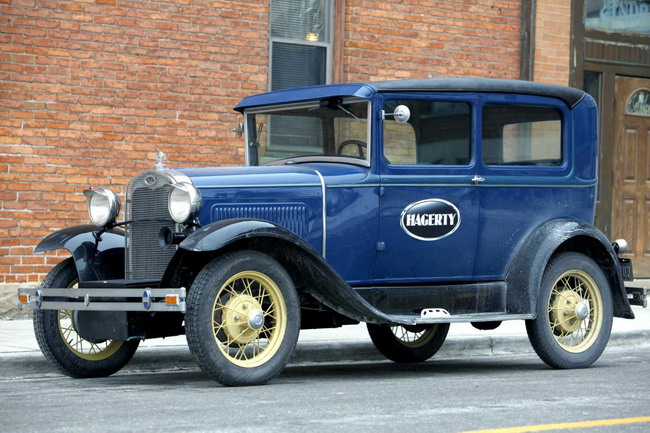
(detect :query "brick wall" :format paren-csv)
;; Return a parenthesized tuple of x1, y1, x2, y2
(1, 0, 559, 284)
(344, 0, 522, 81)
(533, 0, 571, 85)
(0, 0, 268, 283)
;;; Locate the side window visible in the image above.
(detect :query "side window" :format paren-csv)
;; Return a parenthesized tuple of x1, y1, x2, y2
(383, 112, 417, 164)
(383, 100, 471, 165)
(482, 105, 562, 166)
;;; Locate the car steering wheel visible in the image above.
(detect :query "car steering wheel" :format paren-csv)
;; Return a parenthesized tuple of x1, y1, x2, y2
(337, 140, 367, 158)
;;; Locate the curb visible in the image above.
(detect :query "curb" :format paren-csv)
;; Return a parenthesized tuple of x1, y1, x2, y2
(3, 329, 648, 380)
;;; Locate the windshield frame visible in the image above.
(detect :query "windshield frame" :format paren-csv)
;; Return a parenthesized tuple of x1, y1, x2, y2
(243, 97, 373, 167)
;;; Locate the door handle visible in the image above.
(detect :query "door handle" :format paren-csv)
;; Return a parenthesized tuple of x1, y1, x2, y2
(471, 175, 485, 185)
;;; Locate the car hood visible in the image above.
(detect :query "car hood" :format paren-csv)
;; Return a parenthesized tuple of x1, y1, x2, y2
(177, 163, 370, 188)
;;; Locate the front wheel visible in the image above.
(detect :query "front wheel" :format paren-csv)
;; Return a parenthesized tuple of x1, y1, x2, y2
(367, 323, 449, 363)
(33, 258, 139, 378)
(526, 252, 613, 369)
(186, 250, 300, 386)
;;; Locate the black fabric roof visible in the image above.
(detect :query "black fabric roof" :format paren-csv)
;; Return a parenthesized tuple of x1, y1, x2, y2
(365, 78, 586, 108)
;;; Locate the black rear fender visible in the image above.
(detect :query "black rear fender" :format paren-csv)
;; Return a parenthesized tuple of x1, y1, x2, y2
(506, 218, 633, 319)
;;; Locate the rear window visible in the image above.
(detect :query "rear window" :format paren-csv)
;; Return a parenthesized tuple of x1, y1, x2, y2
(482, 105, 562, 166)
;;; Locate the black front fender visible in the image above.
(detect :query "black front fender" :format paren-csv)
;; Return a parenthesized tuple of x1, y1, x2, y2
(176, 219, 399, 325)
(179, 218, 315, 253)
(35, 225, 125, 281)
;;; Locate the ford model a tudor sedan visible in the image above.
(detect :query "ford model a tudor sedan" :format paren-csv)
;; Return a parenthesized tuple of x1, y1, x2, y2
(18, 78, 646, 386)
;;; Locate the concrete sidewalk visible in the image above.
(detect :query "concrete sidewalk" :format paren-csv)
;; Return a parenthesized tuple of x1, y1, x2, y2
(1, 306, 649, 379)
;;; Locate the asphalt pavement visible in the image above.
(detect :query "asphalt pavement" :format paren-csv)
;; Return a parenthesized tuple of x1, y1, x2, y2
(4, 346, 650, 433)
(2, 302, 649, 379)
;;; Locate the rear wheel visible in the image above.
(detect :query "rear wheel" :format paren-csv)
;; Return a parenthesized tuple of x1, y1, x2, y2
(186, 250, 300, 386)
(367, 323, 449, 363)
(526, 252, 613, 369)
(33, 258, 139, 378)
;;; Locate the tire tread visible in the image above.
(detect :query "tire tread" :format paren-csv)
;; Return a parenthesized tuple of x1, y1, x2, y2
(185, 250, 300, 386)
(33, 258, 139, 378)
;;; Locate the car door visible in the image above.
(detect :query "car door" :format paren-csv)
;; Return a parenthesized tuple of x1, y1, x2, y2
(474, 94, 582, 280)
(374, 95, 480, 283)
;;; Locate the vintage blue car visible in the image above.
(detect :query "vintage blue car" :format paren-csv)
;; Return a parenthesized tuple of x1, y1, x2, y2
(18, 78, 644, 386)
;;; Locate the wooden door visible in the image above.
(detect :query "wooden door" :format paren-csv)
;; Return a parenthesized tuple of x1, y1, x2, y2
(612, 76, 650, 277)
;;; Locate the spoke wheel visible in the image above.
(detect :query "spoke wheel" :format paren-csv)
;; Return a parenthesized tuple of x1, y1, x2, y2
(212, 271, 287, 368)
(33, 258, 139, 378)
(58, 309, 124, 361)
(186, 250, 300, 386)
(367, 323, 449, 363)
(547, 270, 603, 353)
(526, 252, 613, 369)
(390, 325, 437, 347)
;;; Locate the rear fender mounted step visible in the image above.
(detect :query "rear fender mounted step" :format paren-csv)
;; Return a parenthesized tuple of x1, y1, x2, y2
(626, 286, 647, 308)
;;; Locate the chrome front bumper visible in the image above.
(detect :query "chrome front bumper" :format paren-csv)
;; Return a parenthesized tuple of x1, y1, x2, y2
(17, 287, 186, 313)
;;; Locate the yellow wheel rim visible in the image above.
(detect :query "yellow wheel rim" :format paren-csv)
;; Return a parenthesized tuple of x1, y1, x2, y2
(547, 270, 603, 353)
(391, 325, 438, 348)
(211, 271, 287, 368)
(57, 278, 123, 361)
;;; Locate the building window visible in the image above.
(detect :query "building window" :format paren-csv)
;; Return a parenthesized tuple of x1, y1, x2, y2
(268, 0, 333, 154)
(585, 0, 650, 35)
(626, 89, 650, 116)
(270, 0, 332, 91)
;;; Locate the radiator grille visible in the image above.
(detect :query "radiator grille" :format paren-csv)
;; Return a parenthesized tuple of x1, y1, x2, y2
(125, 172, 177, 280)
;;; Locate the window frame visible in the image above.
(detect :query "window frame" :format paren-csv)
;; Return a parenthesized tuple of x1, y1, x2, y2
(373, 92, 480, 180)
(377, 93, 573, 179)
(481, 104, 564, 167)
(243, 98, 373, 167)
(477, 94, 572, 177)
(378, 93, 477, 172)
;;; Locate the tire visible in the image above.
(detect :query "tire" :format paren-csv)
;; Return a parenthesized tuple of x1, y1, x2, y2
(367, 323, 450, 363)
(33, 258, 139, 378)
(526, 252, 613, 369)
(185, 250, 300, 386)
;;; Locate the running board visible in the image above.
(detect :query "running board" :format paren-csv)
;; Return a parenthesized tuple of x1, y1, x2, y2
(390, 312, 533, 325)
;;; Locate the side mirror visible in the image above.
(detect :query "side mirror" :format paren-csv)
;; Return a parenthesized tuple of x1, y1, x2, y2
(382, 105, 410, 123)
(232, 122, 244, 137)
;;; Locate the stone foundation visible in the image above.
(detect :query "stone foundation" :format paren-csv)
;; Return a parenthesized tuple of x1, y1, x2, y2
(1, 284, 36, 320)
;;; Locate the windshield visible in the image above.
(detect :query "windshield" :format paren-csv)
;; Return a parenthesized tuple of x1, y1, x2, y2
(245, 98, 370, 166)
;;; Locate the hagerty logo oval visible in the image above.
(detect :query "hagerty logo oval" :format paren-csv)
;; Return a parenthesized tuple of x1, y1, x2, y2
(400, 199, 461, 241)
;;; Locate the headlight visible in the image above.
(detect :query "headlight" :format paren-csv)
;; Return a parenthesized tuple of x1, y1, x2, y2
(83, 188, 121, 227)
(166, 182, 201, 223)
